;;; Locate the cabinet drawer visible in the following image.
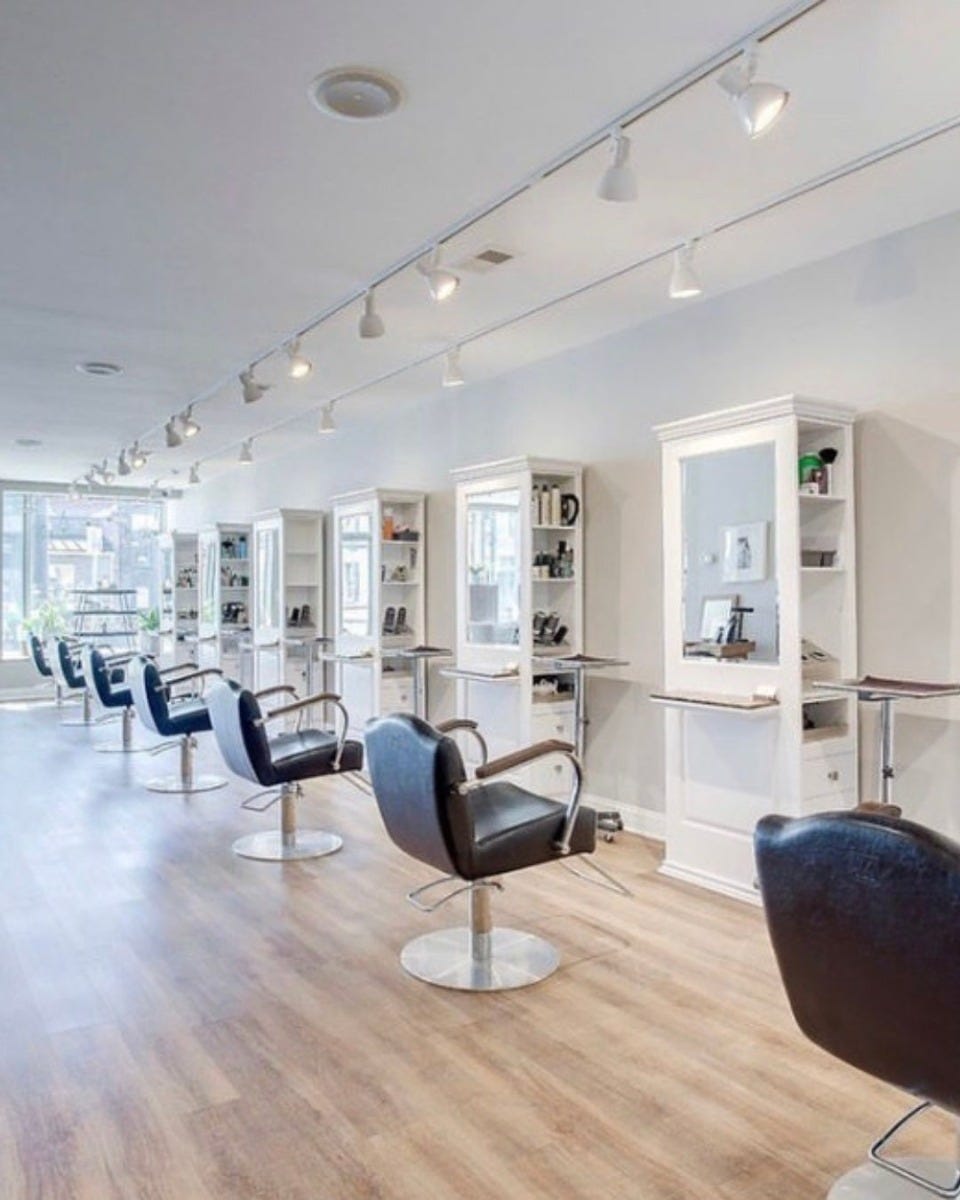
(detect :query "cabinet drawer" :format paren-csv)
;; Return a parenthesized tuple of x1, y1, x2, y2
(530, 707, 575, 745)
(803, 752, 856, 803)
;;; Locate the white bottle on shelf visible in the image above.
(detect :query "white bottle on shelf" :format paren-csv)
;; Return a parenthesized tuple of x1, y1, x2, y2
(551, 484, 561, 526)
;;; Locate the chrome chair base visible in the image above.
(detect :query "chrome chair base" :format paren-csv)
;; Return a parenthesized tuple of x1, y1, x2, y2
(95, 742, 162, 754)
(830, 1160, 956, 1198)
(400, 927, 559, 991)
(146, 774, 227, 795)
(232, 829, 343, 861)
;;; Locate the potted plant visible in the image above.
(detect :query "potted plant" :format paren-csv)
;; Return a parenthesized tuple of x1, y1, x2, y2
(138, 607, 161, 655)
(21, 599, 69, 651)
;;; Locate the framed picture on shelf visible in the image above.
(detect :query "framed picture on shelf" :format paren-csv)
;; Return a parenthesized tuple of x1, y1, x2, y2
(721, 521, 768, 583)
(699, 594, 738, 642)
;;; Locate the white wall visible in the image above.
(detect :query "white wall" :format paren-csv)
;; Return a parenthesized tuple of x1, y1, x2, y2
(172, 207, 960, 837)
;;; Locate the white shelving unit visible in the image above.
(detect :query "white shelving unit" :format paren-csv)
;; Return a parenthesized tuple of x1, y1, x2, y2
(71, 588, 138, 649)
(197, 523, 251, 676)
(251, 508, 324, 693)
(447, 457, 590, 800)
(158, 531, 198, 664)
(654, 395, 859, 902)
(330, 488, 426, 738)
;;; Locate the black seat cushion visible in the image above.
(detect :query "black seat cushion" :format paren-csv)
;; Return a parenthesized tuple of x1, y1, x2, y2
(756, 811, 960, 1116)
(268, 729, 363, 784)
(166, 696, 213, 736)
(462, 780, 596, 879)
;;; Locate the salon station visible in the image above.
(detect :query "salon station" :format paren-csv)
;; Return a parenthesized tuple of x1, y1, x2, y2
(3, 3, 960, 1197)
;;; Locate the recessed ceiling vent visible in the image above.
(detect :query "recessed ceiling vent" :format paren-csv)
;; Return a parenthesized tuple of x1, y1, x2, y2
(456, 246, 516, 274)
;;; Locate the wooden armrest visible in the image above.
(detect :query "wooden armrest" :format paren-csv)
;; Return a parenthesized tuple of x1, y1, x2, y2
(265, 691, 342, 720)
(254, 685, 298, 702)
(160, 667, 222, 689)
(435, 718, 479, 734)
(475, 739, 574, 780)
(159, 661, 198, 677)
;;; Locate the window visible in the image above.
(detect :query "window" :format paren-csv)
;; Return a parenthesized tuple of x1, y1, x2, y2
(1, 490, 165, 658)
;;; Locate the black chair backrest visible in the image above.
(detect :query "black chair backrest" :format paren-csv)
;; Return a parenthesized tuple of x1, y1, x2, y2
(128, 656, 171, 736)
(206, 679, 272, 786)
(756, 812, 960, 1115)
(29, 634, 51, 677)
(51, 637, 84, 689)
(81, 644, 118, 705)
(365, 714, 468, 876)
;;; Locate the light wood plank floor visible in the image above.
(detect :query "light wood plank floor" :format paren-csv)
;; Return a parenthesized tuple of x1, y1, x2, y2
(0, 700, 919, 1198)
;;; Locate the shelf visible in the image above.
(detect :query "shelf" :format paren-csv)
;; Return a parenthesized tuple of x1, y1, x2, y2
(802, 690, 847, 704)
(382, 579, 419, 587)
(801, 566, 845, 575)
(650, 688, 779, 715)
(532, 524, 579, 532)
(532, 576, 576, 584)
(382, 539, 420, 547)
(798, 492, 845, 504)
(803, 724, 849, 744)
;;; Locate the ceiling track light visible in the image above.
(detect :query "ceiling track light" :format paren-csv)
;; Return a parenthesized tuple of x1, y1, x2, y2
(442, 346, 465, 388)
(319, 403, 337, 434)
(130, 442, 147, 469)
(358, 289, 385, 339)
(180, 404, 200, 438)
(418, 246, 460, 302)
(239, 438, 254, 464)
(669, 240, 703, 299)
(117, 450, 131, 477)
(596, 128, 638, 202)
(285, 338, 312, 379)
(717, 42, 789, 139)
(189, 463, 200, 485)
(240, 367, 270, 404)
(164, 418, 183, 448)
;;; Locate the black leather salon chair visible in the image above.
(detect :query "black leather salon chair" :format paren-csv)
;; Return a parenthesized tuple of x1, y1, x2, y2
(128, 656, 227, 794)
(46, 635, 112, 726)
(27, 633, 61, 703)
(81, 643, 159, 753)
(364, 713, 596, 992)
(206, 679, 363, 862)
(756, 810, 960, 1198)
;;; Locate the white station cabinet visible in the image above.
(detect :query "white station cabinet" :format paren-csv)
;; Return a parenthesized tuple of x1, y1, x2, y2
(330, 488, 426, 739)
(448, 457, 586, 799)
(197, 523, 252, 677)
(653, 395, 859, 902)
(157, 531, 198, 664)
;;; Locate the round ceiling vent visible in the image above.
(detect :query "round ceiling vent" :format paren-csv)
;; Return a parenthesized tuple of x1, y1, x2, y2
(309, 68, 402, 120)
(76, 361, 123, 377)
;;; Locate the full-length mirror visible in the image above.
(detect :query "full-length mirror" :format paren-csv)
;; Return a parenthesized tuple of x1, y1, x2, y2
(466, 487, 521, 645)
(198, 534, 217, 632)
(681, 443, 778, 664)
(255, 524, 280, 638)
(339, 511, 373, 637)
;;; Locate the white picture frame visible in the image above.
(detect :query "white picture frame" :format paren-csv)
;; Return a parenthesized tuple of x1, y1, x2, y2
(722, 521, 767, 583)
(699, 594, 737, 642)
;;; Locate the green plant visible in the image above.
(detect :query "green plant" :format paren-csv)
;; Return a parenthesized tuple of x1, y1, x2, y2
(22, 599, 69, 641)
(138, 607, 160, 633)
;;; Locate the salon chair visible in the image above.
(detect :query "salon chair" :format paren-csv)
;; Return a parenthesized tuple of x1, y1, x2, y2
(28, 634, 62, 704)
(206, 679, 363, 862)
(755, 810, 960, 1198)
(46, 636, 120, 727)
(364, 712, 596, 992)
(81, 644, 161, 753)
(128, 656, 228, 794)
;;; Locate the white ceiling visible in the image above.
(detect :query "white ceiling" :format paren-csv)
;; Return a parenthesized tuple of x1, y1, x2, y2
(2, 0, 960, 485)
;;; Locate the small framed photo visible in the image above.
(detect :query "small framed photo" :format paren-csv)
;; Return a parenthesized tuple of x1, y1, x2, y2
(722, 522, 768, 583)
(699, 594, 738, 642)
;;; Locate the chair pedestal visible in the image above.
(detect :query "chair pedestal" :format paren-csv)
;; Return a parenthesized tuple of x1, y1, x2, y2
(830, 1159, 957, 1198)
(61, 689, 116, 727)
(146, 734, 226, 795)
(233, 783, 342, 862)
(95, 706, 161, 754)
(400, 881, 559, 992)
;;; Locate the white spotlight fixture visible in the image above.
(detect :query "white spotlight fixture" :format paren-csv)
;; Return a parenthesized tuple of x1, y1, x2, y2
(117, 450, 131, 477)
(164, 418, 183, 448)
(239, 438, 254, 465)
(240, 367, 270, 404)
(318, 403, 336, 434)
(181, 405, 200, 438)
(669, 241, 703, 300)
(84, 469, 98, 487)
(189, 463, 200, 485)
(596, 128, 638, 203)
(285, 338, 312, 379)
(98, 459, 115, 485)
(130, 442, 148, 469)
(358, 289, 385, 339)
(417, 247, 459, 303)
(717, 43, 789, 139)
(442, 346, 465, 388)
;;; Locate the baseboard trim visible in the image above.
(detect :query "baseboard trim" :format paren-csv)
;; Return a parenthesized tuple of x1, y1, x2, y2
(583, 796, 665, 842)
(659, 859, 761, 906)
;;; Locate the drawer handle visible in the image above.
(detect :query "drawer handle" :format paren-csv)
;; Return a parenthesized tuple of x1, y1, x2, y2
(827, 770, 840, 782)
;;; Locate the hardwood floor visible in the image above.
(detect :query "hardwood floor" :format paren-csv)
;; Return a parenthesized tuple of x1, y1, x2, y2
(0, 700, 917, 1198)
